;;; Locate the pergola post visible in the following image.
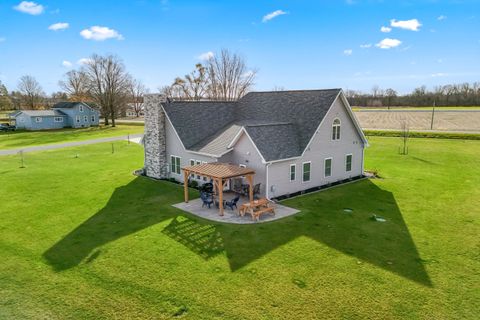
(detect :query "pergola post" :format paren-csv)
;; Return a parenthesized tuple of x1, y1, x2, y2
(247, 174, 254, 202)
(183, 170, 189, 203)
(218, 178, 224, 216)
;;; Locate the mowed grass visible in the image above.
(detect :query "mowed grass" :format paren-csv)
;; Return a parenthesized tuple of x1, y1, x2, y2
(0, 138, 479, 319)
(0, 124, 144, 150)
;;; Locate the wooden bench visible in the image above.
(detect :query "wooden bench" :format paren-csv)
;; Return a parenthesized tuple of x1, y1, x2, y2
(252, 206, 275, 221)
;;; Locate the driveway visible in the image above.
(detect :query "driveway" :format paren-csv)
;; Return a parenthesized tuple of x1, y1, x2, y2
(0, 134, 143, 156)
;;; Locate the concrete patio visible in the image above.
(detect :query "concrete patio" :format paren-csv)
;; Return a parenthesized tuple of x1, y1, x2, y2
(173, 193, 300, 224)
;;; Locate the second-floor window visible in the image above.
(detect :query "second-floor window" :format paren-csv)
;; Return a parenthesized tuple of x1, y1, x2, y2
(54, 117, 63, 122)
(332, 118, 341, 140)
(79, 105, 84, 112)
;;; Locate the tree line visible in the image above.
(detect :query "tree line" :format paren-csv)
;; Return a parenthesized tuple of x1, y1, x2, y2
(346, 83, 480, 108)
(0, 49, 256, 126)
(0, 55, 146, 127)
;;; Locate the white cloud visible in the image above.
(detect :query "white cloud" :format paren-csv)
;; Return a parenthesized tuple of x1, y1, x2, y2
(437, 58, 443, 63)
(262, 10, 288, 23)
(431, 73, 448, 77)
(360, 43, 372, 48)
(48, 22, 69, 31)
(390, 19, 422, 31)
(343, 49, 353, 56)
(80, 26, 124, 41)
(0, 37, 5, 43)
(13, 1, 44, 15)
(437, 15, 447, 21)
(375, 38, 402, 49)
(62, 60, 73, 68)
(198, 51, 214, 60)
(380, 26, 392, 33)
(77, 58, 93, 65)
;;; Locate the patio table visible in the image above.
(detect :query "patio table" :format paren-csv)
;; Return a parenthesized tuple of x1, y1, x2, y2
(238, 198, 270, 217)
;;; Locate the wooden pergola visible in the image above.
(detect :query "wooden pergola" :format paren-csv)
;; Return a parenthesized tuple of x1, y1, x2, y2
(182, 163, 255, 216)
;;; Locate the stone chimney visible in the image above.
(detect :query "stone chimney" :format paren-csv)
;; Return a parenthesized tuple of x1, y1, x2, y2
(143, 94, 168, 179)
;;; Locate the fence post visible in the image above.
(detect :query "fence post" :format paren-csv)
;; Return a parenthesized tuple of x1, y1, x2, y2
(19, 150, 25, 168)
(111, 143, 115, 154)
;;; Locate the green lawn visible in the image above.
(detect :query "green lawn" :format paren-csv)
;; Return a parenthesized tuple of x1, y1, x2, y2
(0, 125, 144, 150)
(0, 138, 479, 319)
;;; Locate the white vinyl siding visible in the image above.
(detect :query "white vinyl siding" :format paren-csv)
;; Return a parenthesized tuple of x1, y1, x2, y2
(289, 164, 296, 182)
(324, 158, 332, 177)
(346, 154, 352, 172)
(171, 155, 181, 175)
(54, 117, 63, 122)
(302, 162, 311, 182)
(84, 115, 88, 122)
(75, 116, 80, 123)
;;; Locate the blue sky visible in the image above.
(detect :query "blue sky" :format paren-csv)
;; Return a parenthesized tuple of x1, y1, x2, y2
(1, 0, 479, 94)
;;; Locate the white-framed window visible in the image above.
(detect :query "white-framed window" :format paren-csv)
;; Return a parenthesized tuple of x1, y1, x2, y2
(345, 154, 352, 172)
(332, 118, 341, 140)
(79, 105, 84, 112)
(84, 115, 88, 122)
(189, 159, 195, 178)
(324, 158, 332, 177)
(54, 117, 63, 122)
(35, 117, 42, 123)
(302, 162, 311, 182)
(289, 164, 296, 182)
(75, 116, 80, 123)
(196, 160, 201, 179)
(171, 155, 181, 175)
(91, 115, 95, 122)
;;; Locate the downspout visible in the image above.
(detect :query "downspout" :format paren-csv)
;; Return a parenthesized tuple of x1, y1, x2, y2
(266, 162, 272, 200)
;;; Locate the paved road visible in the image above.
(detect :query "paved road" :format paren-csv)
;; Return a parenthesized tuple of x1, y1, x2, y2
(0, 134, 143, 156)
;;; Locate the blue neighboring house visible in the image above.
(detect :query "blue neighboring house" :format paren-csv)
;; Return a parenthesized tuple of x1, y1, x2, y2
(12, 102, 100, 131)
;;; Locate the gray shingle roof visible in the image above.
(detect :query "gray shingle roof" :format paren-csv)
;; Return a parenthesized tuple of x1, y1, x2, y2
(162, 101, 236, 149)
(19, 110, 66, 117)
(190, 123, 242, 156)
(52, 102, 96, 109)
(161, 89, 343, 161)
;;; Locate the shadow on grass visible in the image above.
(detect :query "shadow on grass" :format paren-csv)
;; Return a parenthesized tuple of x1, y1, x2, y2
(43, 177, 431, 286)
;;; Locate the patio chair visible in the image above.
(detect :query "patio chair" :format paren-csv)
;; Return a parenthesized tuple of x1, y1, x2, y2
(200, 193, 213, 208)
(225, 196, 240, 211)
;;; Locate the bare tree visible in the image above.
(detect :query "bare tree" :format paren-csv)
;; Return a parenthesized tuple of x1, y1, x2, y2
(170, 63, 208, 100)
(158, 85, 184, 100)
(206, 49, 256, 101)
(0, 81, 13, 110)
(59, 70, 89, 101)
(81, 54, 131, 126)
(128, 79, 147, 117)
(385, 88, 397, 110)
(17, 75, 44, 109)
